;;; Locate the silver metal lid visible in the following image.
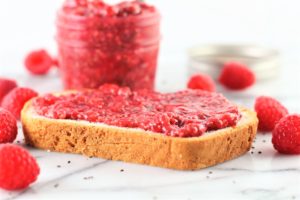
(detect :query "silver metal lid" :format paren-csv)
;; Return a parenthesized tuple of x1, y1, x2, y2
(188, 44, 280, 81)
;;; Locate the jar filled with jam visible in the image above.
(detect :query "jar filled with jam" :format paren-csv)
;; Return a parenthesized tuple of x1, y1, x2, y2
(56, 0, 161, 90)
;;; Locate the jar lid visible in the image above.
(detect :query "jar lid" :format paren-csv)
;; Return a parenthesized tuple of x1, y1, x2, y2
(188, 44, 280, 81)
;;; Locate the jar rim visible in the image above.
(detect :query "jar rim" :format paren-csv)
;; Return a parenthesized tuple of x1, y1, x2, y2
(57, 8, 160, 23)
(56, 9, 160, 31)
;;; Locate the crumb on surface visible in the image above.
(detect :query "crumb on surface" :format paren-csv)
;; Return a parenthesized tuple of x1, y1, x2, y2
(83, 176, 94, 180)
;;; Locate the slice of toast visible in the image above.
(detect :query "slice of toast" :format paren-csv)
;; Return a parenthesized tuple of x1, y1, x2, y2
(21, 95, 258, 170)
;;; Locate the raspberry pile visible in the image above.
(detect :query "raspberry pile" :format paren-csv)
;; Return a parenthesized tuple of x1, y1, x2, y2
(0, 144, 40, 190)
(254, 95, 300, 154)
(0, 78, 40, 190)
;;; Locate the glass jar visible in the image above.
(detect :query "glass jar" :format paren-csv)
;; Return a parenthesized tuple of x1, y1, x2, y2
(56, 1, 160, 90)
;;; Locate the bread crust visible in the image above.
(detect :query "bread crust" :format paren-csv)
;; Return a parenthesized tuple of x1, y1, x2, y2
(21, 99, 258, 170)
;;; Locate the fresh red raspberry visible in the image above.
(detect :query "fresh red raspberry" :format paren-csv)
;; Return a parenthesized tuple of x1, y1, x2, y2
(0, 144, 40, 190)
(24, 49, 53, 75)
(1, 87, 38, 120)
(219, 62, 255, 90)
(255, 96, 288, 131)
(0, 78, 17, 103)
(0, 108, 17, 143)
(272, 114, 300, 154)
(187, 73, 216, 92)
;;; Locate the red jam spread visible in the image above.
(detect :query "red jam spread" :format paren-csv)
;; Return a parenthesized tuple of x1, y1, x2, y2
(33, 84, 241, 137)
(56, 0, 160, 90)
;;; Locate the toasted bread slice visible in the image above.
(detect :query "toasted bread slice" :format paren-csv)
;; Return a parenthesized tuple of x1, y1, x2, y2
(21, 96, 258, 170)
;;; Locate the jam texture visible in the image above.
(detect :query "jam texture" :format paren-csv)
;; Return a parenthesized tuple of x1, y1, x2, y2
(56, 0, 160, 90)
(33, 85, 240, 137)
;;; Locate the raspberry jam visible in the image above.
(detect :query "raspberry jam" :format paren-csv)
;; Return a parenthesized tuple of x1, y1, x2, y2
(56, 0, 160, 90)
(33, 84, 240, 137)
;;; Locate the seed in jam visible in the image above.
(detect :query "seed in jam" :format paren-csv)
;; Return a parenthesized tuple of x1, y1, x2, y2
(33, 84, 241, 137)
(57, 0, 160, 90)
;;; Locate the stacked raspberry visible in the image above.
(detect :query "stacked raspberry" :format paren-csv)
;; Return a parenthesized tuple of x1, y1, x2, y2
(254, 96, 300, 154)
(0, 78, 40, 191)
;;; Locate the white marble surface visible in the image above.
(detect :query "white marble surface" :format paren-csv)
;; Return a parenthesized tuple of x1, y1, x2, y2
(1, 61, 300, 200)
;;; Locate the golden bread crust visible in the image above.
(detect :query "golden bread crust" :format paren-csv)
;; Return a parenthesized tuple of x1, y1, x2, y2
(21, 98, 258, 170)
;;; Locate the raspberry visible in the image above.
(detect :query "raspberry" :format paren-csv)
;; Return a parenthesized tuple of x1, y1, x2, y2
(24, 49, 53, 75)
(255, 96, 288, 131)
(272, 114, 300, 154)
(1, 87, 38, 120)
(0, 78, 17, 103)
(0, 144, 40, 190)
(187, 73, 216, 92)
(218, 62, 255, 90)
(0, 108, 17, 143)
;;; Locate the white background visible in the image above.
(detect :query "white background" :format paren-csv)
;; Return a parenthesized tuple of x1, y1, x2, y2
(1, 0, 300, 74)
(0, 0, 299, 107)
(1, 1, 300, 199)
